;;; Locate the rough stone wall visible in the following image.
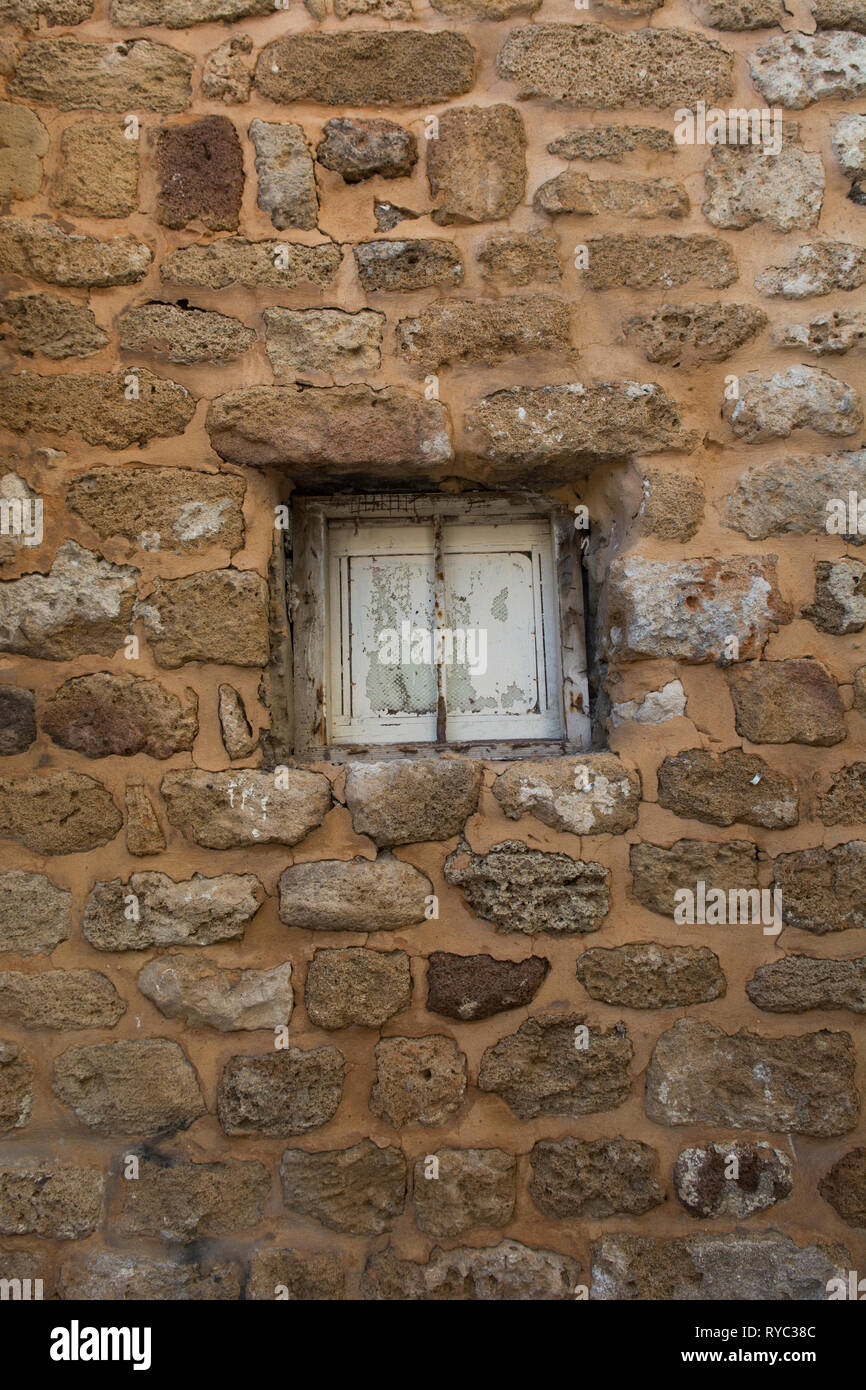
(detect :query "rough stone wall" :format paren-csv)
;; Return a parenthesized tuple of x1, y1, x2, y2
(1, 0, 866, 1302)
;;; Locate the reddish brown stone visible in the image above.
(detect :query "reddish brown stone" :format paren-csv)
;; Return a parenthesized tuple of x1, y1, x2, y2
(42, 673, 198, 759)
(819, 1149, 866, 1227)
(155, 117, 243, 232)
(426, 952, 550, 1021)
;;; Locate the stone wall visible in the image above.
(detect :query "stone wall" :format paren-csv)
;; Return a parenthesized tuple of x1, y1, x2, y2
(1, 0, 866, 1301)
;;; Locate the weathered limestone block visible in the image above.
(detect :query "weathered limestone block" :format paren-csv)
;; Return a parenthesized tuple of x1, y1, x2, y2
(820, 764, 866, 824)
(0, 101, 48, 201)
(218, 684, 256, 761)
(610, 678, 689, 723)
(280, 1140, 407, 1234)
(52, 1039, 206, 1135)
(813, 0, 866, 29)
(333, 0, 414, 15)
(657, 748, 799, 828)
(690, 0, 785, 26)
(362, 1240, 580, 1300)
(0, 1164, 103, 1239)
(0, 771, 122, 854)
(479, 1013, 633, 1120)
(646, 1019, 859, 1134)
(727, 659, 845, 745)
(396, 298, 570, 371)
(703, 140, 824, 232)
(431, 0, 539, 13)
(162, 238, 341, 289)
(591, 1231, 846, 1300)
(345, 759, 482, 846)
(250, 120, 318, 231)
(772, 310, 866, 355)
(124, 786, 166, 857)
(0, 471, 39, 568)
(577, 944, 726, 1008)
(111, 0, 272, 23)
(725, 366, 863, 442)
(493, 755, 640, 836)
(370, 1035, 467, 1126)
(477, 230, 561, 285)
(413, 1149, 516, 1236)
(206, 385, 453, 486)
(535, 172, 688, 219)
(773, 842, 866, 933)
(0, 1043, 32, 1132)
(747, 956, 866, 1013)
(373, 200, 420, 232)
(218, 1047, 344, 1135)
(466, 382, 694, 483)
(623, 303, 766, 364)
(55, 119, 139, 218)
(832, 113, 866, 177)
(0, 370, 196, 449)
(136, 569, 268, 668)
(0, 218, 152, 287)
(2, 0, 93, 19)
(583, 235, 737, 290)
(279, 856, 431, 931)
(0, 970, 125, 1029)
(0, 543, 137, 661)
(497, 24, 733, 106)
(68, 467, 245, 555)
(674, 1142, 793, 1218)
(756, 241, 866, 297)
(630, 839, 758, 918)
(724, 450, 866, 537)
(803, 559, 866, 634)
(530, 1137, 664, 1218)
(353, 239, 464, 292)
(264, 308, 383, 377)
(59, 1253, 242, 1301)
(427, 105, 526, 225)
(819, 1149, 866, 1227)
(9, 38, 193, 113)
(119, 303, 255, 364)
(116, 1159, 270, 1241)
(254, 33, 476, 105)
(2, 293, 108, 359)
(444, 841, 609, 936)
(548, 125, 674, 160)
(83, 872, 264, 950)
(636, 477, 705, 543)
(749, 31, 866, 108)
(0, 871, 71, 955)
(247, 1250, 345, 1301)
(316, 117, 417, 183)
(426, 952, 549, 1021)
(139, 956, 292, 1031)
(605, 554, 789, 662)
(304, 948, 410, 1029)
(202, 35, 253, 103)
(162, 769, 330, 849)
(42, 673, 198, 760)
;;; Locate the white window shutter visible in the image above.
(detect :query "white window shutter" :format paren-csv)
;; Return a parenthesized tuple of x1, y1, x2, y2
(327, 518, 565, 745)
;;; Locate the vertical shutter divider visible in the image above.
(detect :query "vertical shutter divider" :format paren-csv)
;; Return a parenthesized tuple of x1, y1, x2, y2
(433, 516, 446, 745)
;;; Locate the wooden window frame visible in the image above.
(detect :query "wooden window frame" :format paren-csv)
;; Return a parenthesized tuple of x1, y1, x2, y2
(289, 492, 591, 763)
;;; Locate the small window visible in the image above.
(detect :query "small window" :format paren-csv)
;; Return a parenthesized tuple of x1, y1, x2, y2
(290, 495, 589, 759)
